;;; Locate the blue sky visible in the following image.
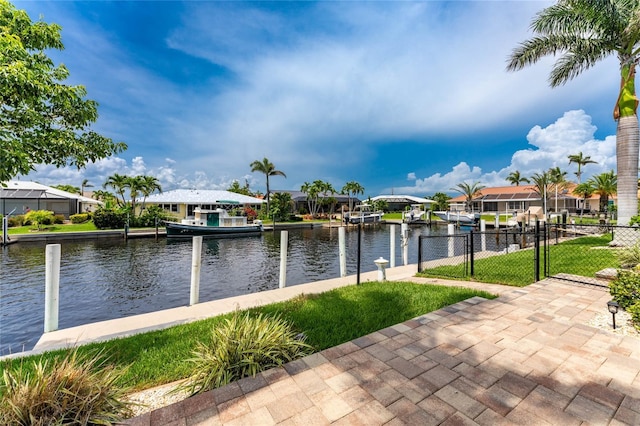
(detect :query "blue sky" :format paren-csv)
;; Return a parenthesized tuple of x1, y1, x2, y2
(16, 1, 621, 198)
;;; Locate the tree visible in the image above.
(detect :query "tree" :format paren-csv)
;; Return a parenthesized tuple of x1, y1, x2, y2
(103, 173, 128, 206)
(588, 171, 618, 214)
(81, 179, 94, 197)
(507, 0, 640, 226)
(52, 184, 80, 195)
(0, 1, 126, 184)
(506, 170, 530, 186)
(250, 158, 286, 215)
(451, 182, 485, 212)
(269, 192, 293, 221)
(549, 166, 569, 212)
(430, 192, 451, 211)
(568, 152, 597, 183)
(138, 176, 162, 213)
(227, 180, 252, 196)
(341, 181, 365, 213)
(530, 171, 552, 214)
(574, 181, 595, 219)
(24, 209, 54, 231)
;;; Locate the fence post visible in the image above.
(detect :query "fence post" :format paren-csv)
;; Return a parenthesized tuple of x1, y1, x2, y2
(389, 224, 396, 268)
(339, 226, 346, 277)
(44, 244, 61, 333)
(190, 236, 203, 305)
(418, 236, 423, 273)
(534, 220, 540, 282)
(469, 230, 474, 277)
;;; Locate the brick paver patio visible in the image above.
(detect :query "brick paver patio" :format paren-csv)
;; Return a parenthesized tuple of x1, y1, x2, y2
(123, 278, 640, 425)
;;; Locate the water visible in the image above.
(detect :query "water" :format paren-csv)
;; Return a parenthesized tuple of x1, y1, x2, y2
(0, 224, 447, 354)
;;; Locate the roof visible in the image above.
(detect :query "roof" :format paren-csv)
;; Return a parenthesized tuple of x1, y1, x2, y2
(272, 190, 354, 203)
(449, 184, 581, 203)
(370, 195, 435, 204)
(1, 181, 98, 203)
(144, 189, 264, 205)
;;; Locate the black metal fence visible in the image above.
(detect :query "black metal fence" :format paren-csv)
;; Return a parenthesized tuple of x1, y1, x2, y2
(418, 222, 640, 287)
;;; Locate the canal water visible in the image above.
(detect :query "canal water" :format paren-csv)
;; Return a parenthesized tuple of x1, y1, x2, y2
(0, 224, 448, 355)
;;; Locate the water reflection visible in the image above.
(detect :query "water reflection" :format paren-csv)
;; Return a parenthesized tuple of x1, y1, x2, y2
(1, 224, 447, 354)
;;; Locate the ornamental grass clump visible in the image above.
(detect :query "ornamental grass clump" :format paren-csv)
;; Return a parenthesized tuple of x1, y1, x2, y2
(182, 311, 312, 395)
(0, 349, 133, 425)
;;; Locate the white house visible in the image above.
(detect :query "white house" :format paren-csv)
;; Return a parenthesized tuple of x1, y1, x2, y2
(0, 181, 100, 218)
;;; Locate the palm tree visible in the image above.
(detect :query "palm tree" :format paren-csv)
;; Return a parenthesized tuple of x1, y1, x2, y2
(568, 152, 597, 183)
(549, 166, 569, 212)
(81, 179, 94, 197)
(573, 181, 595, 220)
(507, 1, 640, 226)
(506, 170, 529, 186)
(341, 181, 365, 213)
(530, 171, 552, 215)
(250, 157, 286, 215)
(138, 176, 162, 213)
(588, 171, 618, 215)
(451, 181, 485, 212)
(103, 173, 128, 206)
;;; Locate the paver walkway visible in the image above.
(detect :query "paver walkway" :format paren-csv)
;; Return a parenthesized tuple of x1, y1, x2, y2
(124, 277, 640, 425)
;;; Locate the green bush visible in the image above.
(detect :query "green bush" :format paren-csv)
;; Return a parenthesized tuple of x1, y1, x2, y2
(93, 207, 126, 229)
(24, 210, 54, 230)
(133, 205, 174, 227)
(628, 301, 640, 331)
(181, 311, 312, 395)
(7, 215, 24, 227)
(0, 349, 133, 425)
(610, 270, 640, 310)
(70, 213, 90, 224)
(53, 214, 65, 224)
(615, 243, 640, 269)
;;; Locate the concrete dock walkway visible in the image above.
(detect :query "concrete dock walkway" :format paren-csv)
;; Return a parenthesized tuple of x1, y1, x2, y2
(122, 277, 640, 425)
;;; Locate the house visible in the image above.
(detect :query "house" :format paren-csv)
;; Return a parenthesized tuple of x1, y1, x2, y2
(448, 184, 606, 214)
(0, 181, 100, 218)
(271, 190, 357, 215)
(142, 189, 264, 218)
(369, 195, 435, 212)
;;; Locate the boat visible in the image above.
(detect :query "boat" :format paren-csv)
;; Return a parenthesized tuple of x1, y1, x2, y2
(403, 204, 427, 223)
(165, 208, 263, 238)
(433, 211, 480, 226)
(343, 204, 383, 224)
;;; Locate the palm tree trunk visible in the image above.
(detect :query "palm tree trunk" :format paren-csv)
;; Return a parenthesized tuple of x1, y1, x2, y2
(616, 115, 639, 226)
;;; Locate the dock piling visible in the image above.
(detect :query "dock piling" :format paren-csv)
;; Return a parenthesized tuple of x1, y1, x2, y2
(44, 244, 61, 333)
(189, 236, 203, 306)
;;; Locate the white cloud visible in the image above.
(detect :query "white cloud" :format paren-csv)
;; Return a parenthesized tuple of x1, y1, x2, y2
(393, 110, 617, 195)
(407, 172, 416, 181)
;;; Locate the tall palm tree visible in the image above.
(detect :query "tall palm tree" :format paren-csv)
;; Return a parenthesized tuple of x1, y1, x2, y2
(573, 181, 595, 219)
(451, 181, 485, 212)
(506, 170, 530, 186)
(341, 181, 365, 212)
(250, 157, 286, 215)
(588, 171, 618, 214)
(507, 0, 640, 226)
(568, 152, 597, 183)
(530, 171, 552, 215)
(103, 173, 128, 206)
(139, 176, 162, 213)
(549, 166, 569, 212)
(81, 179, 93, 197)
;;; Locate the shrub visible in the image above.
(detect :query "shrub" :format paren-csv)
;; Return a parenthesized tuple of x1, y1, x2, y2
(93, 207, 126, 229)
(53, 214, 65, 224)
(628, 301, 640, 331)
(7, 215, 24, 227)
(615, 243, 640, 269)
(181, 311, 312, 395)
(24, 210, 55, 230)
(70, 213, 90, 224)
(134, 205, 174, 228)
(610, 270, 640, 310)
(0, 349, 133, 425)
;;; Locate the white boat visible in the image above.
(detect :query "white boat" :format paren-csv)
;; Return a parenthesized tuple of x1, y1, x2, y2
(343, 204, 383, 224)
(165, 208, 262, 238)
(433, 211, 480, 226)
(403, 204, 427, 223)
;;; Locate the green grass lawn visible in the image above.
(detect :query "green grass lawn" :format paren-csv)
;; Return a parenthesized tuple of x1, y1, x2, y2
(418, 235, 617, 286)
(1, 281, 496, 392)
(7, 222, 100, 234)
